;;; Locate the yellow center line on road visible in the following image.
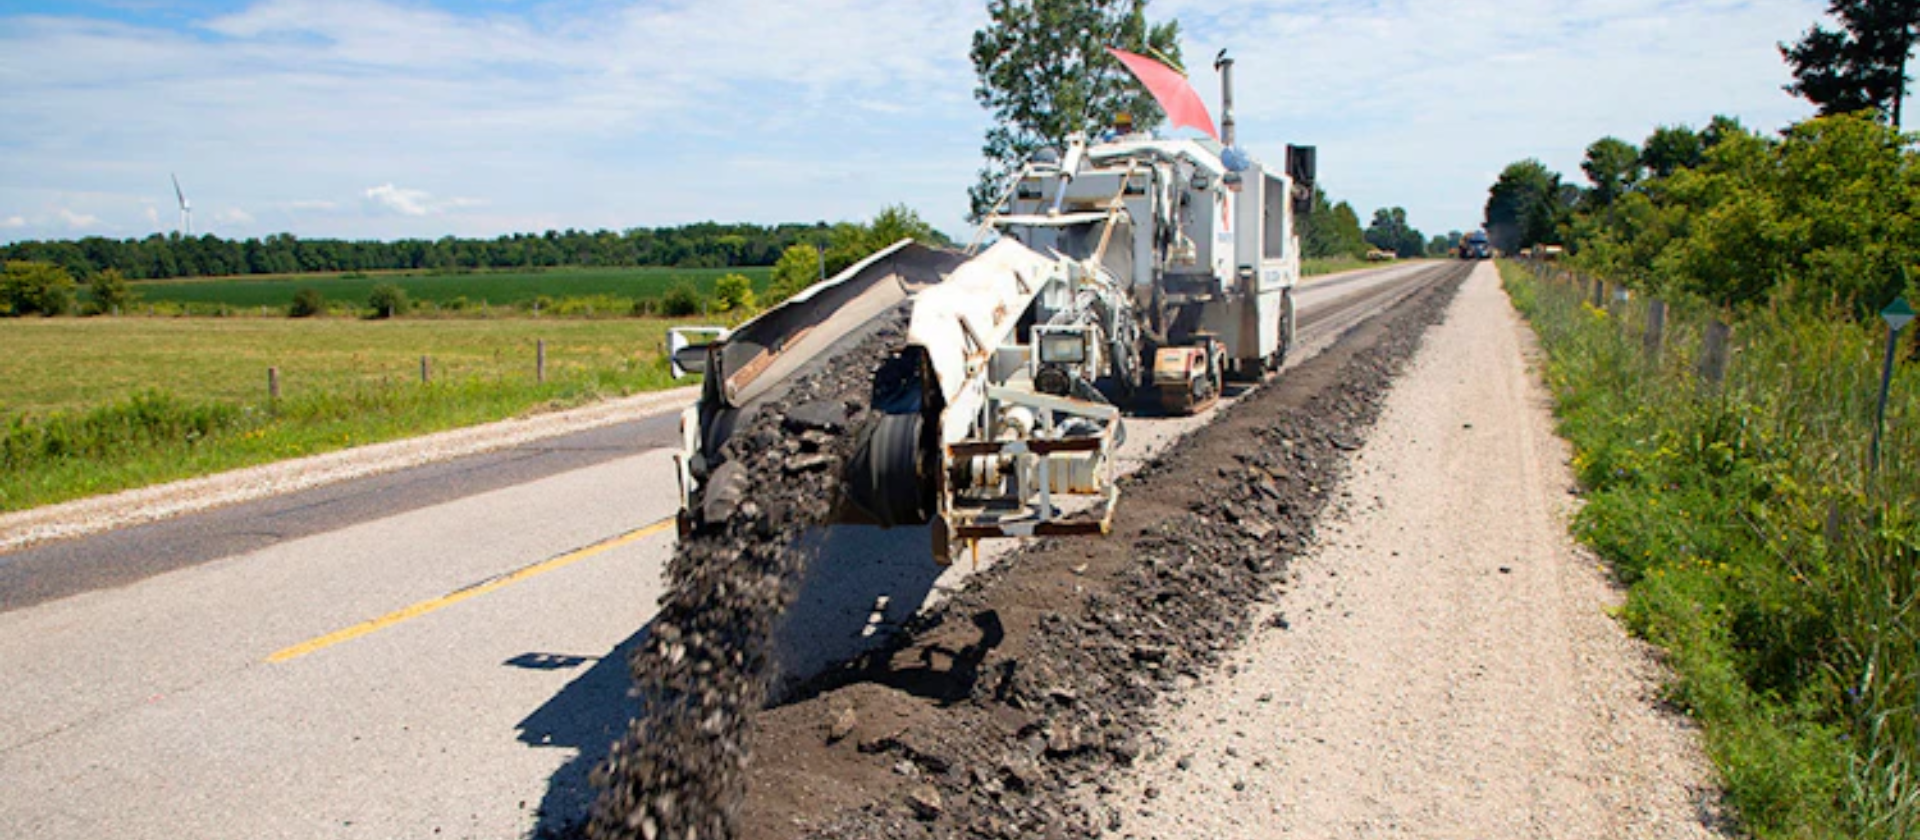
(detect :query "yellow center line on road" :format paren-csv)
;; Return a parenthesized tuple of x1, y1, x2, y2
(265, 516, 675, 664)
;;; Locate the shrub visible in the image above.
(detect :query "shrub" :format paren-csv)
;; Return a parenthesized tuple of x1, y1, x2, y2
(3, 260, 77, 316)
(712, 273, 756, 313)
(84, 268, 136, 316)
(767, 243, 822, 306)
(289, 288, 326, 318)
(367, 283, 409, 319)
(660, 284, 703, 317)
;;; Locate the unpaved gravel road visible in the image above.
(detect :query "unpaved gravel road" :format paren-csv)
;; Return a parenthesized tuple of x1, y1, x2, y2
(1110, 263, 1725, 838)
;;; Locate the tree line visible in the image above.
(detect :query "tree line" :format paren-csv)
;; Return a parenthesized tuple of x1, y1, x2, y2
(0, 221, 854, 281)
(2, 205, 953, 318)
(1485, 0, 1917, 319)
(1296, 186, 1451, 261)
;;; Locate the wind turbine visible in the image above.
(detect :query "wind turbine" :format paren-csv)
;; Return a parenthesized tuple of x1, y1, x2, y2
(171, 173, 192, 236)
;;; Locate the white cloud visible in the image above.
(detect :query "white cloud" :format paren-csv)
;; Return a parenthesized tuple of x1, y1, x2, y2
(0, 0, 1831, 243)
(1, 216, 24, 229)
(362, 184, 482, 217)
(59, 208, 100, 228)
(1158, 0, 1825, 232)
(214, 207, 255, 225)
(363, 183, 434, 216)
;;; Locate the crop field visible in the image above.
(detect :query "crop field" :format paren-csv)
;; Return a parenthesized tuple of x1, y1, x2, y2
(125, 265, 771, 310)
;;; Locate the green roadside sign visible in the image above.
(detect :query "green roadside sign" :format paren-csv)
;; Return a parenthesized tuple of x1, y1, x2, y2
(1885, 296, 1914, 332)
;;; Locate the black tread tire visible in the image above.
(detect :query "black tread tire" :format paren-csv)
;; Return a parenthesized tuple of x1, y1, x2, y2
(847, 412, 933, 527)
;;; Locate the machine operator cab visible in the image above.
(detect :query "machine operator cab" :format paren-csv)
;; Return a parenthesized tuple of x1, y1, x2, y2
(990, 132, 1315, 388)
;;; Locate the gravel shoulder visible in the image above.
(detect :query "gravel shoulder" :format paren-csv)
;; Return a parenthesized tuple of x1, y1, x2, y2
(1109, 263, 1726, 838)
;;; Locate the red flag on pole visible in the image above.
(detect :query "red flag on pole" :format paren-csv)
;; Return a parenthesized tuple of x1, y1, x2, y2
(1105, 47, 1218, 141)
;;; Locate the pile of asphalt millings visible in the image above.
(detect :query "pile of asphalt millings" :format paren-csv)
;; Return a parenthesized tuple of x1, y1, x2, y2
(586, 309, 914, 840)
(728, 268, 1468, 839)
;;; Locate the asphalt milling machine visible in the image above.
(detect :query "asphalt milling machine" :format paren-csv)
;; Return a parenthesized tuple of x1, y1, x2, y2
(668, 54, 1316, 564)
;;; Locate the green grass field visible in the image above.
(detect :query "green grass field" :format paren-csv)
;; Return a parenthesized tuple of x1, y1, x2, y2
(0, 317, 711, 510)
(126, 265, 771, 310)
(1, 318, 696, 416)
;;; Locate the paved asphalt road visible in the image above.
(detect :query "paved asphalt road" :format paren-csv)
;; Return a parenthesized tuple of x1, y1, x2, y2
(0, 261, 1449, 840)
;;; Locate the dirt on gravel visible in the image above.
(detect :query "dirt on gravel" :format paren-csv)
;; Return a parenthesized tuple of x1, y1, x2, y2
(735, 266, 1470, 839)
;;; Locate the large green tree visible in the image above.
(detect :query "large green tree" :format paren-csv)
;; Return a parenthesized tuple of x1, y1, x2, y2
(1780, 0, 1920, 127)
(1641, 125, 1705, 178)
(969, 0, 1181, 219)
(1363, 207, 1427, 258)
(1298, 186, 1368, 259)
(1485, 159, 1569, 253)
(1553, 113, 1917, 316)
(1580, 137, 1644, 207)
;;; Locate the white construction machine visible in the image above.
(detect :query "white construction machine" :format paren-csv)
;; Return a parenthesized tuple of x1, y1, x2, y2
(669, 52, 1316, 563)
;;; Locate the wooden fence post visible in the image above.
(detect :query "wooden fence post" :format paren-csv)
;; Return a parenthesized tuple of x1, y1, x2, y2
(268, 367, 280, 400)
(421, 355, 431, 384)
(1644, 300, 1667, 364)
(1699, 318, 1731, 384)
(537, 340, 547, 383)
(1590, 277, 1606, 308)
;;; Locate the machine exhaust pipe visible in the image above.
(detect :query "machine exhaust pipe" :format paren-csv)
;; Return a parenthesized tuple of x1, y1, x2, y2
(1214, 50, 1235, 149)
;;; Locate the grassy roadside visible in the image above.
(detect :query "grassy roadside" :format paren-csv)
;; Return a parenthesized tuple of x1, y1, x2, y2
(0, 318, 706, 512)
(1303, 255, 1373, 276)
(1500, 260, 1918, 838)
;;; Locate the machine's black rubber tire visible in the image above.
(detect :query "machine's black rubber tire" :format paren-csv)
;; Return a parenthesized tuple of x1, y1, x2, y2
(847, 412, 934, 528)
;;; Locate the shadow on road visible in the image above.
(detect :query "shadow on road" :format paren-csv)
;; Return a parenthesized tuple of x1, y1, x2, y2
(514, 623, 651, 838)
(516, 521, 947, 836)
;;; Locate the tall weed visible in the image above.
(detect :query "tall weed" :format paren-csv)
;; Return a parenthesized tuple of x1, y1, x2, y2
(1502, 260, 1917, 838)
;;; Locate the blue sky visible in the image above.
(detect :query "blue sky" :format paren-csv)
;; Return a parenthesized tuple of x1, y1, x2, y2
(1, 0, 1824, 245)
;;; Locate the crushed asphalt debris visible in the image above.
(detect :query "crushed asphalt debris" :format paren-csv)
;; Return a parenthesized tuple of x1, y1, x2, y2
(586, 309, 913, 840)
